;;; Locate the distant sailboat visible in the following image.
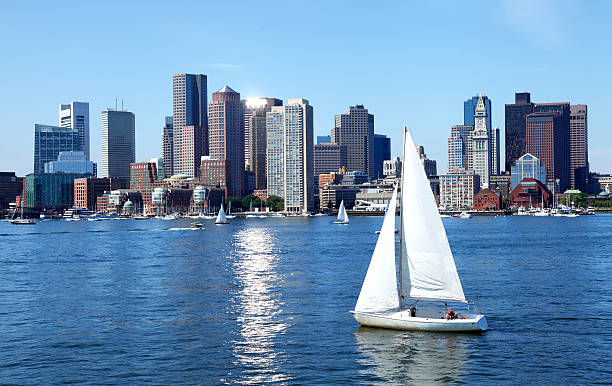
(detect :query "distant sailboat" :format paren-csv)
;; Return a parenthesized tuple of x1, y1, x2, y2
(333, 201, 349, 224)
(11, 198, 35, 225)
(215, 204, 230, 224)
(351, 128, 487, 332)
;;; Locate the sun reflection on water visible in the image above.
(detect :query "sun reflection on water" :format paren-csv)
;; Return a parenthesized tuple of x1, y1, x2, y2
(230, 227, 290, 383)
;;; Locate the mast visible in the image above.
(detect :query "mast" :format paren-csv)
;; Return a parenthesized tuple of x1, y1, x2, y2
(397, 127, 406, 309)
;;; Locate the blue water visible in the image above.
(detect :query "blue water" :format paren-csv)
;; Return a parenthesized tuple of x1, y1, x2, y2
(1, 215, 611, 384)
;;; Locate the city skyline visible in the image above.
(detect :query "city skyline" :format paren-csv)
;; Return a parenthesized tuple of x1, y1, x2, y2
(1, 1, 611, 177)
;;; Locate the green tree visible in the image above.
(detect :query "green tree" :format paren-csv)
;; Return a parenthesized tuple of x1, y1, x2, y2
(225, 197, 244, 212)
(241, 194, 262, 210)
(266, 195, 284, 211)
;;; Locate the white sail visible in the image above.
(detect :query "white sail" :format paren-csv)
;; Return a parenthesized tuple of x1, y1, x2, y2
(337, 201, 349, 223)
(355, 187, 399, 312)
(216, 204, 228, 224)
(401, 129, 465, 302)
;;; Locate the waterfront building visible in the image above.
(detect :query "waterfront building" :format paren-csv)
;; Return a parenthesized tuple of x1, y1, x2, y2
(161, 116, 173, 177)
(149, 158, 165, 180)
(314, 142, 347, 178)
(597, 175, 612, 193)
(526, 103, 571, 192)
(200, 156, 229, 195)
(509, 178, 552, 208)
(354, 187, 398, 211)
(96, 194, 109, 213)
(0, 172, 23, 209)
(107, 189, 142, 213)
(209, 86, 244, 197)
(101, 109, 135, 183)
(510, 153, 547, 191)
(570, 105, 588, 191)
(34, 124, 81, 174)
(447, 125, 473, 172)
(130, 162, 160, 210)
(44, 151, 96, 175)
(464, 95, 492, 133)
(489, 174, 512, 198)
(340, 171, 369, 185)
(174, 125, 205, 177)
(332, 105, 375, 178)
(505, 92, 534, 172)
(172, 74, 208, 175)
(242, 98, 283, 190)
(317, 135, 331, 145)
(439, 170, 480, 209)
(59, 101, 90, 159)
(319, 184, 360, 210)
(416, 146, 437, 177)
(74, 177, 125, 210)
(374, 134, 391, 179)
(472, 95, 491, 187)
(473, 188, 502, 211)
(266, 99, 314, 212)
(383, 157, 402, 177)
(25, 173, 91, 210)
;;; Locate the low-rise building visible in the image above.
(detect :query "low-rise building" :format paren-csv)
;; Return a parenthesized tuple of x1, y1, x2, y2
(489, 174, 512, 198)
(318, 172, 343, 188)
(74, 177, 125, 210)
(25, 173, 91, 211)
(341, 171, 368, 185)
(440, 171, 480, 209)
(509, 178, 552, 208)
(130, 162, 160, 210)
(473, 188, 502, 210)
(383, 157, 402, 177)
(319, 185, 360, 210)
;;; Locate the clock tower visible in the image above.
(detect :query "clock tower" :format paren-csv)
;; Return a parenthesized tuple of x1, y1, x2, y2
(472, 94, 490, 187)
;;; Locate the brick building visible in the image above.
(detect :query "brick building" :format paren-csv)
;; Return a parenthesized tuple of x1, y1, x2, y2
(473, 188, 502, 210)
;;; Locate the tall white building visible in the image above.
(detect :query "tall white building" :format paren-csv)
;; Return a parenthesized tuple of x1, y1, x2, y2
(472, 95, 490, 187)
(59, 101, 90, 159)
(266, 99, 314, 213)
(101, 109, 135, 182)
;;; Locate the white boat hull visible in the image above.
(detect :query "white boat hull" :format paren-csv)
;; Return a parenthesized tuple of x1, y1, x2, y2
(351, 310, 488, 332)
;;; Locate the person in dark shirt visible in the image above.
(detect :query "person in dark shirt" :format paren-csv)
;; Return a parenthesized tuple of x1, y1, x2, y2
(445, 307, 457, 320)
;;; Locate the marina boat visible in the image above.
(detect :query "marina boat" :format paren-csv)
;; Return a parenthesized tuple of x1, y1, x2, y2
(458, 211, 472, 219)
(351, 129, 487, 333)
(269, 213, 285, 218)
(215, 204, 230, 224)
(191, 221, 204, 228)
(162, 214, 178, 220)
(12, 201, 35, 225)
(333, 201, 349, 224)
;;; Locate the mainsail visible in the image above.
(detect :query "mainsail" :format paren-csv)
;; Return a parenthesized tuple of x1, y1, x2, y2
(337, 201, 348, 223)
(400, 129, 466, 302)
(355, 187, 399, 312)
(216, 204, 227, 223)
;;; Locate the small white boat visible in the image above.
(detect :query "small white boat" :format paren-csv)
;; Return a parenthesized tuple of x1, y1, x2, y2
(458, 211, 472, 219)
(215, 205, 230, 224)
(333, 201, 349, 224)
(12, 203, 35, 225)
(351, 128, 487, 333)
(162, 214, 178, 220)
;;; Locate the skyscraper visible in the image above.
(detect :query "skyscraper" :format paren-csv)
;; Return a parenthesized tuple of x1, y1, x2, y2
(464, 95, 491, 133)
(505, 92, 534, 172)
(472, 95, 490, 187)
(242, 97, 283, 172)
(101, 109, 135, 182)
(172, 74, 207, 175)
(208, 86, 244, 197)
(266, 99, 314, 212)
(161, 116, 173, 177)
(447, 124, 473, 172)
(526, 103, 571, 192)
(374, 134, 391, 179)
(332, 105, 374, 178)
(314, 142, 347, 178)
(416, 146, 437, 177)
(34, 124, 81, 173)
(174, 125, 205, 177)
(242, 98, 283, 190)
(570, 105, 588, 191)
(59, 102, 90, 159)
(491, 127, 500, 175)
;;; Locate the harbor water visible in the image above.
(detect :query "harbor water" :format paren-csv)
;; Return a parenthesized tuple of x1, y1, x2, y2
(1, 215, 611, 383)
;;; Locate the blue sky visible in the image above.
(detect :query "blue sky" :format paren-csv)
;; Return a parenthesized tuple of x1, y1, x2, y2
(1, 0, 611, 176)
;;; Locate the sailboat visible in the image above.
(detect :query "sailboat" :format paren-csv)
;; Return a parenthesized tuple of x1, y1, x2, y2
(11, 198, 35, 225)
(351, 128, 487, 332)
(333, 200, 349, 224)
(215, 204, 230, 224)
